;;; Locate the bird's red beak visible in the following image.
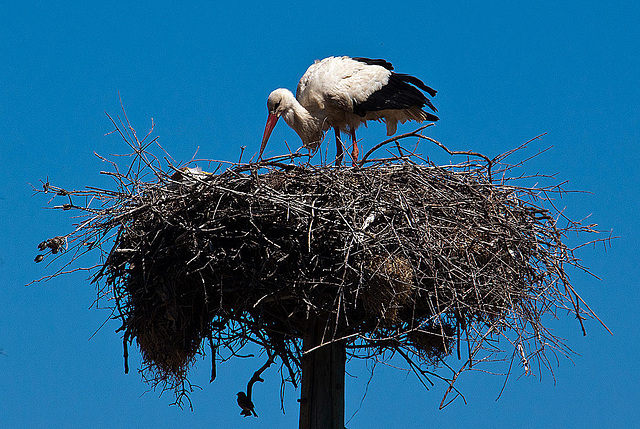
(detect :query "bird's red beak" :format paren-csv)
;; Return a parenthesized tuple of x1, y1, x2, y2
(260, 113, 279, 159)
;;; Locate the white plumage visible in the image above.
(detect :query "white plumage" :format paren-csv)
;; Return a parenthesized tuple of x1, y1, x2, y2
(260, 56, 438, 165)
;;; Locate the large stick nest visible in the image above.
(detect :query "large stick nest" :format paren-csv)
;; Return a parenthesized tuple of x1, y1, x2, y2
(33, 117, 607, 407)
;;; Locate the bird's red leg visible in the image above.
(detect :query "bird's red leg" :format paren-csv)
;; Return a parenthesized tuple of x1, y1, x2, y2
(334, 128, 344, 166)
(350, 129, 359, 166)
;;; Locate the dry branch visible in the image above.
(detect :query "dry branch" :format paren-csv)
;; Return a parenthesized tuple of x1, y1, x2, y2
(31, 112, 609, 408)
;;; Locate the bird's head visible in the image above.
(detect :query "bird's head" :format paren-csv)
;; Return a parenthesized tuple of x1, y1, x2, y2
(260, 88, 295, 159)
(266, 88, 293, 117)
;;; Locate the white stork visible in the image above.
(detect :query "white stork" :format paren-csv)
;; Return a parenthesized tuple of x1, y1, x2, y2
(260, 56, 439, 166)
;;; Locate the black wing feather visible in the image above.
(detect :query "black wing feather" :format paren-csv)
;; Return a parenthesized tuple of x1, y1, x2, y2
(394, 73, 437, 97)
(351, 57, 395, 70)
(353, 72, 439, 120)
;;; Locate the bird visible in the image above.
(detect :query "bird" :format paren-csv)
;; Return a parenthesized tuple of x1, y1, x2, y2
(260, 56, 439, 166)
(236, 391, 258, 417)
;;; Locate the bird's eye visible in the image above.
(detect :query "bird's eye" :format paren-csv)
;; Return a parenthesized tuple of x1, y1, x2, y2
(274, 101, 280, 110)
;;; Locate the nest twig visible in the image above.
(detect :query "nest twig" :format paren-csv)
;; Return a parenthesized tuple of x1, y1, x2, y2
(31, 109, 611, 409)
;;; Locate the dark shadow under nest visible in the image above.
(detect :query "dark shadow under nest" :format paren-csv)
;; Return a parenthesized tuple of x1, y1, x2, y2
(33, 118, 609, 408)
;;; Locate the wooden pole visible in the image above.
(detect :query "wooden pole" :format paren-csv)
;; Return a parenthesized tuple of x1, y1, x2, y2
(298, 316, 345, 429)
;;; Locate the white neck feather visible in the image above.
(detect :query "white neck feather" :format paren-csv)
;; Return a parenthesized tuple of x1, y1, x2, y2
(279, 90, 324, 148)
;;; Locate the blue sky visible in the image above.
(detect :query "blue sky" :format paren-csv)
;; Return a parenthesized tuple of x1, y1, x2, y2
(1, 1, 639, 428)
